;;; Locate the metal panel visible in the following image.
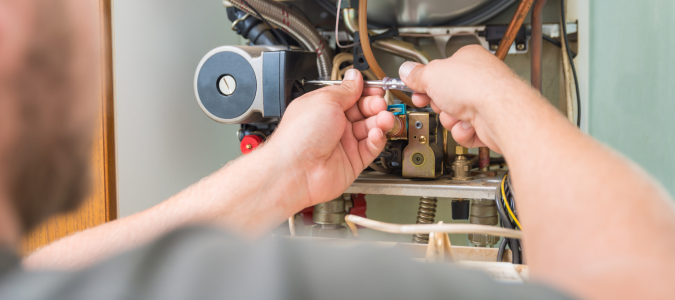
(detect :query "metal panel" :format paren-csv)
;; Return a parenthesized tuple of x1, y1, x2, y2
(346, 171, 502, 199)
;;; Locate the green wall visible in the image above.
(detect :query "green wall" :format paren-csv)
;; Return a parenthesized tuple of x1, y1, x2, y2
(589, 1, 675, 195)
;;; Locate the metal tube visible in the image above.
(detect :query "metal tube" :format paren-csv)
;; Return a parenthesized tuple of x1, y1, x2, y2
(531, 0, 547, 92)
(495, 0, 536, 60)
(227, 0, 333, 79)
(479, 147, 490, 171)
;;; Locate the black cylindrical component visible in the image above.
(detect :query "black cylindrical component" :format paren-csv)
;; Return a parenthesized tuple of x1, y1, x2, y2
(413, 197, 438, 244)
(451, 200, 470, 220)
(227, 7, 280, 46)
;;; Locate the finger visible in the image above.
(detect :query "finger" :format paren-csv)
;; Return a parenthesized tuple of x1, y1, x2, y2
(357, 95, 387, 118)
(398, 61, 427, 94)
(450, 120, 486, 148)
(352, 111, 395, 140)
(412, 93, 431, 107)
(362, 87, 385, 97)
(439, 112, 460, 131)
(429, 100, 441, 114)
(358, 128, 387, 169)
(319, 69, 364, 111)
(345, 95, 386, 122)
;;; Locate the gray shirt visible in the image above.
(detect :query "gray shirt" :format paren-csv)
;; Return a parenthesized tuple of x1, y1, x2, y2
(0, 227, 574, 299)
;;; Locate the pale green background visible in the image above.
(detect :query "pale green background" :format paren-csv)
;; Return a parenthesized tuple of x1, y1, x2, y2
(588, 1, 675, 195)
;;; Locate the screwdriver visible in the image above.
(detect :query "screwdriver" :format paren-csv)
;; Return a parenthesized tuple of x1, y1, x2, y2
(306, 77, 416, 93)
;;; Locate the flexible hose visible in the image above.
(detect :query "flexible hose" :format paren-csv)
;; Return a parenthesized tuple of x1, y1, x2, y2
(357, 0, 416, 107)
(345, 215, 523, 238)
(228, 0, 333, 79)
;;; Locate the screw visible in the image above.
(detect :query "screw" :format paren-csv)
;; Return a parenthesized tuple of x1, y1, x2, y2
(419, 136, 427, 144)
(412, 153, 424, 165)
(245, 144, 253, 149)
(490, 44, 499, 51)
(218, 75, 237, 96)
(516, 43, 526, 51)
(415, 121, 423, 129)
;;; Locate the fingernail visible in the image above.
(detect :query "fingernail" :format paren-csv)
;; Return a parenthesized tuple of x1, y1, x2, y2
(399, 61, 420, 79)
(378, 128, 384, 138)
(343, 69, 358, 81)
(461, 121, 472, 130)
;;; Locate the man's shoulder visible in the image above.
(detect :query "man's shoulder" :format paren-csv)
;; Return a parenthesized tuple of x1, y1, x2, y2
(0, 226, 575, 300)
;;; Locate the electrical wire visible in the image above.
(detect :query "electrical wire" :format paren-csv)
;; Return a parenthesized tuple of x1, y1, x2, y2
(560, 0, 581, 128)
(501, 174, 522, 230)
(543, 35, 578, 58)
(241, 0, 291, 50)
(335, 0, 358, 48)
(495, 172, 522, 264)
(344, 215, 523, 238)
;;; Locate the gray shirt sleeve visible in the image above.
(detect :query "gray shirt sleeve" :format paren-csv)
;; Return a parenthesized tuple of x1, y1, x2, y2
(0, 226, 575, 300)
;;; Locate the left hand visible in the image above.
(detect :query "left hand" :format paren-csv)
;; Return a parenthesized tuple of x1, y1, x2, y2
(267, 69, 394, 209)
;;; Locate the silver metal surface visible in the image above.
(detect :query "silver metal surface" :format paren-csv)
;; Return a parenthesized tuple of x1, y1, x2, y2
(218, 75, 237, 95)
(307, 78, 414, 93)
(366, 0, 508, 26)
(346, 171, 503, 199)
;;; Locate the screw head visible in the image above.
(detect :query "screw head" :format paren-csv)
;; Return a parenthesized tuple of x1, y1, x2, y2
(490, 44, 499, 50)
(218, 75, 237, 96)
(412, 153, 424, 165)
(516, 43, 526, 50)
(419, 136, 427, 144)
(415, 121, 423, 129)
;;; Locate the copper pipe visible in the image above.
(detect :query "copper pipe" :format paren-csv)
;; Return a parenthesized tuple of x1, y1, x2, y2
(495, 0, 536, 60)
(357, 0, 416, 107)
(478, 147, 491, 171)
(531, 0, 547, 92)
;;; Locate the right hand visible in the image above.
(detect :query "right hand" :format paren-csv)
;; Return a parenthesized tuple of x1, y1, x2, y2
(398, 45, 534, 154)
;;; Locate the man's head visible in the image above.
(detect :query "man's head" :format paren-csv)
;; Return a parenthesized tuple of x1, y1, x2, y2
(0, 0, 100, 234)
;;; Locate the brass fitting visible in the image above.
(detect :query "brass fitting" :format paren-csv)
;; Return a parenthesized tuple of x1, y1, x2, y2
(455, 145, 469, 155)
(451, 146, 472, 181)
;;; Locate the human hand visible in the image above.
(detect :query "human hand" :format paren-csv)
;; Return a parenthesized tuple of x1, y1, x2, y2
(399, 45, 534, 154)
(267, 69, 394, 208)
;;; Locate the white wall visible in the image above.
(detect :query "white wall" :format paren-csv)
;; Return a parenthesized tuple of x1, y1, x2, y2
(113, 0, 243, 217)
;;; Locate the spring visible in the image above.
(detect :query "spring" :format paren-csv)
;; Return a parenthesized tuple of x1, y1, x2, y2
(412, 197, 438, 244)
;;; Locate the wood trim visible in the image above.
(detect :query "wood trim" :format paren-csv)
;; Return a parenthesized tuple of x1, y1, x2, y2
(100, 0, 117, 222)
(21, 0, 117, 255)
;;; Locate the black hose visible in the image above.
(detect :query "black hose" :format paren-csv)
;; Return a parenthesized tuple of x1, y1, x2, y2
(497, 238, 507, 262)
(241, 0, 291, 50)
(543, 35, 577, 58)
(227, 7, 280, 46)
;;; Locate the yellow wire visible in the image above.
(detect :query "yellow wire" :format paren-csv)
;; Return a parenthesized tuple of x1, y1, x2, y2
(501, 174, 522, 230)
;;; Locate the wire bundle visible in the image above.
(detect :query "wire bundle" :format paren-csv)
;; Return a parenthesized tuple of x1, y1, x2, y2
(496, 173, 523, 264)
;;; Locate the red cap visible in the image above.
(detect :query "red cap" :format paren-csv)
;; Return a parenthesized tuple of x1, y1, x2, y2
(240, 135, 264, 154)
(349, 194, 367, 218)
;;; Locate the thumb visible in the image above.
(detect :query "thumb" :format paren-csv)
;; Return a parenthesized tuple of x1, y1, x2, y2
(321, 69, 364, 111)
(398, 61, 427, 94)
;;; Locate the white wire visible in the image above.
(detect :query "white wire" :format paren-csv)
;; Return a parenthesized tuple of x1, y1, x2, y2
(335, 0, 359, 48)
(345, 215, 523, 239)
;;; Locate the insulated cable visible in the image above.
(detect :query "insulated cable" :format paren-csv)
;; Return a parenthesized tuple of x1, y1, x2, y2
(344, 214, 523, 239)
(560, 0, 581, 128)
(335, 0, 359, 48)
(501, 173, 522, 230)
